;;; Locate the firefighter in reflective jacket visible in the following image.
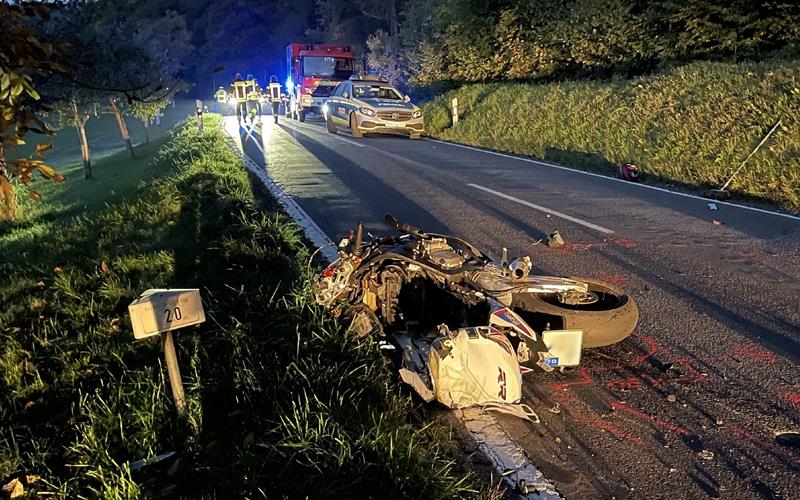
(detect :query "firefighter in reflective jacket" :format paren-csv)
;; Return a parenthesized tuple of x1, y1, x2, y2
(267, 75, 282, 124)
(214, 87, 227, 104)
(229, 73, 248, 124)
(245, 74, 261, 121)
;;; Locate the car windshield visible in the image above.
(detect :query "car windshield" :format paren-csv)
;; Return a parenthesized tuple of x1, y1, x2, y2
(302, 56, 353, 77)
(353, 84, 403, 100)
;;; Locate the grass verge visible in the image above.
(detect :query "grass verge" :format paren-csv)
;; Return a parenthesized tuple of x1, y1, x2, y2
(423, 59, 800, 212)
(0, 115, 476, 498)
(1, 135, 173, 254)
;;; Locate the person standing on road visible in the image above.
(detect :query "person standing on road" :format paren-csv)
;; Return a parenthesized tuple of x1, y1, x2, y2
(245, 74, 262, 121)
(267, 75, 282, 124)
(229, 72, 248, 125)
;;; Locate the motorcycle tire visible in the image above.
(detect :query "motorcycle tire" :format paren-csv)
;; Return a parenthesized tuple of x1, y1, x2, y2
(513, 277, 638, 348)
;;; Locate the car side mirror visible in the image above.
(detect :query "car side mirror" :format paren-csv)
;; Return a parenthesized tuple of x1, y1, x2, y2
(403, 95, 411, 102)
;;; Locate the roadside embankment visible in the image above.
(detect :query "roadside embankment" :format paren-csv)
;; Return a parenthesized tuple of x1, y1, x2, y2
(423, 59, 800, 212)
(0, 115, 475, 498)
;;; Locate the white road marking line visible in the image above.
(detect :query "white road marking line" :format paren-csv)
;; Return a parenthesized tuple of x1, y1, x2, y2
(468, 183, 616, 234)
(429, 138, 800, 222)
(332, 135, 365, 148)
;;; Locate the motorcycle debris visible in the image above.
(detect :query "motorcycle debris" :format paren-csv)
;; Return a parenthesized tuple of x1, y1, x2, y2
(548, 402, 561, 414)
(547, 231, 565, 248)
(698, 449, 714, 460)
(129, 451, 176, 471)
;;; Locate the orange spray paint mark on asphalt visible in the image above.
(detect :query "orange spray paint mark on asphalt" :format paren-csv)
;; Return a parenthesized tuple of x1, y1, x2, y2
(735, 251, 760, 261)
(607, 378, 644, 390)
(572, 411, 647, 446)
(597, 274, 629, 286)
(632, 335, 670, 366)
(778, 390, 800, 406)
(727, 341, 776, 364)
(610, 238, 638, 249)
(552, 366, 593, 392)
(552, 388, 646, 446)
(610, 401, 693, 437)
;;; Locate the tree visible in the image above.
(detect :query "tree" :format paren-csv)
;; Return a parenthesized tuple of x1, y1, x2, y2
(0, 3, 67, 220)
(49, 94, 100, 180)
(130, 89, 178, 144)
(38, 0, 192, 172)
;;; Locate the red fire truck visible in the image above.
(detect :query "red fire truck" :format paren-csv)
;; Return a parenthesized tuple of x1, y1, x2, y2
(286, 43, 354, 122)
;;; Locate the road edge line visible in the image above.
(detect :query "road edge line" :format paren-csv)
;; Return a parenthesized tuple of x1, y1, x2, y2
(427, 138, 800, 222)
(221, 119, 339, 263)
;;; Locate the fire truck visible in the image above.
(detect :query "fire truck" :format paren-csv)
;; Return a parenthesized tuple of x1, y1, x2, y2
(286, 43, 354, 122)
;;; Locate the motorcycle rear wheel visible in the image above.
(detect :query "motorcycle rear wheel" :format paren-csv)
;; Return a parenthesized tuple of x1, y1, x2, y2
(513, 277, 638, 348)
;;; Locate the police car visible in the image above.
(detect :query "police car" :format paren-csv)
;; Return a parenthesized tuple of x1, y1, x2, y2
(323, 76, 424, 139)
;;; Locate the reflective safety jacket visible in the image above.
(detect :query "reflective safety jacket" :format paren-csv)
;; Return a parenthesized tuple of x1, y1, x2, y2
(245, 79, 260, 101)
(230, 79, 248, 103)
(267, 82, 281, 102)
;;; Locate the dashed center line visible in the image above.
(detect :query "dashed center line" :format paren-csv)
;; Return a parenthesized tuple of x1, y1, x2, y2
(468, 183, 616, 234)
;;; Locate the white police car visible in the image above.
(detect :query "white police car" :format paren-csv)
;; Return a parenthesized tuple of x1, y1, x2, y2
(323, 76, 424, 139)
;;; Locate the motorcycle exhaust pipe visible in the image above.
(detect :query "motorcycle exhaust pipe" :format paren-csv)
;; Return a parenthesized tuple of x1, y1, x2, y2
(508, 256, 532, 280)
(353, 222, 364, 257)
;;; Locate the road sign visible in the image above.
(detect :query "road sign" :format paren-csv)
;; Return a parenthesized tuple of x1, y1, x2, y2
(129, 289, 205, 417)
(129, 289, 205, 340)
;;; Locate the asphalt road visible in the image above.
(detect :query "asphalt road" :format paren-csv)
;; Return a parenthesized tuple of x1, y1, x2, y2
(231, 115, 800, 499)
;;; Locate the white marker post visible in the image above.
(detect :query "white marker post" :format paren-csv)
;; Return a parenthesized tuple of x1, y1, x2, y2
(451, 98, 459, 125)
(129, 289, 206, 417)
(195, 99, 204, 132)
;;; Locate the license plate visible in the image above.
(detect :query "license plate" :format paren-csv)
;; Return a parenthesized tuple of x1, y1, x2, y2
(542, 329, 583, 366)
(385, 121, 406, 128)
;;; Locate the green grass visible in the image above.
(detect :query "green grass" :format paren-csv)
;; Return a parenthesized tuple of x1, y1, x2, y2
(8, 99, 197, 169)
(0, 115, 476, 498)
(423, 59, 800, 211)
(1, 135, 173, 254)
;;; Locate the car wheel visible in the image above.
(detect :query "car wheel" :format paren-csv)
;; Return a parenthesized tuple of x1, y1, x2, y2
(326, 115, 338, 134)
(349, 113, 362, 138)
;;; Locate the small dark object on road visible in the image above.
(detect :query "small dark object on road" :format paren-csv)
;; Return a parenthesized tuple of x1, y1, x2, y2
(775, 432, 800, 448)
(617, 163, 640, 182)
(547, 231, 565, 248)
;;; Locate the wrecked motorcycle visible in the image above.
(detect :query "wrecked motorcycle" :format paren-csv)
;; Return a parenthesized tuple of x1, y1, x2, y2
(315, 214, 638, 373)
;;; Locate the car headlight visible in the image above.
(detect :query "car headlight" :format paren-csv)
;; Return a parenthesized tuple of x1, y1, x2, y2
(412, 110, 422, 119)
(359, 107, 375, 117)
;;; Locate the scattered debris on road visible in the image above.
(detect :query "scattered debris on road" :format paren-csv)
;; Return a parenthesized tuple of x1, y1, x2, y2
(547, 231, 565, 248)
(698, 449, 715, 460)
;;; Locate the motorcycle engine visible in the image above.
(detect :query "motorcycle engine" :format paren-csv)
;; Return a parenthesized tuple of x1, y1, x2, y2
(419, 238, 464, 270)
